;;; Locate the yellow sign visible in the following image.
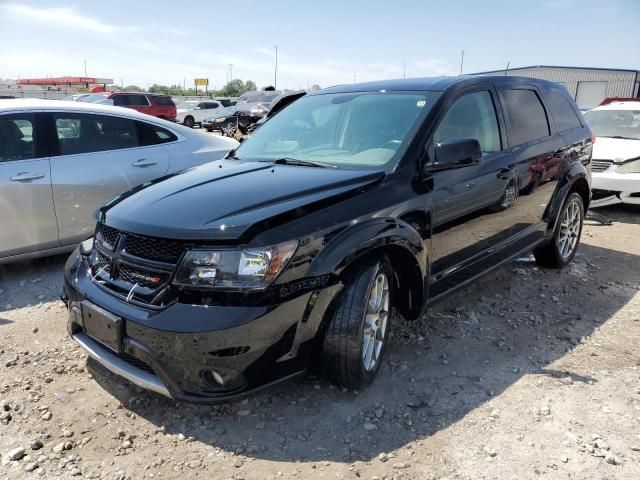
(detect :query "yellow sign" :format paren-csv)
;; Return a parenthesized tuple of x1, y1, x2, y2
(194, 78, 209, 86)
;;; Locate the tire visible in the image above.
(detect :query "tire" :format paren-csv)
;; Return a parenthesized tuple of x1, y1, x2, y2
(184, 116, 195, 128)
(322, 255, 393, 389)
(534, 192, 584, 268)
(491, 179, 518, 212)
(205, 128, 213, 132)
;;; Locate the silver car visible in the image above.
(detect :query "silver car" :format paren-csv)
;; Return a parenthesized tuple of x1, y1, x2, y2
(0, 99, 238, 263)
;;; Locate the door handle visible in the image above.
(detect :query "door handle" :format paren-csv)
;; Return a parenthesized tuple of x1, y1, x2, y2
(131, 159, 158, 167)
(465, 182, 475, 189)
(10, 172, 45, 182)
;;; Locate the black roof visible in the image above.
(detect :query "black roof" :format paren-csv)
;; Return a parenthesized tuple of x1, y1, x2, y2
(470, 65, 640, 75)
(317, 76, 469, 94)
(314, 75, 563, 95)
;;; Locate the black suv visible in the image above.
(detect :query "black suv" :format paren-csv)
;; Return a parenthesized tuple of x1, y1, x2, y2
(63, 76, 592, 403)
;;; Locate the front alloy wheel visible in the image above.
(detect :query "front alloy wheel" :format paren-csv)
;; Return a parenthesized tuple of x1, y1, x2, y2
(322, 255, 393, 389)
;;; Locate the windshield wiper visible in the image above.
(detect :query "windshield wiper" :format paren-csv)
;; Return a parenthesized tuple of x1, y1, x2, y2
(265, 157, 337, 168)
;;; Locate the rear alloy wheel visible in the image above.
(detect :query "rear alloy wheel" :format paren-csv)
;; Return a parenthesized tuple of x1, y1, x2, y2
(184, 116, 195, 128)
(534, 192, 584, 268)
(322, 256, 393, 389)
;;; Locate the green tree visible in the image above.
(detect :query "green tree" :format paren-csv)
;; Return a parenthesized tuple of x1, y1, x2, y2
(311, 84, 322, 91)
(220, 79, 245, 97)
(123, 85, 144, 92)
(243, 80, 257, 92)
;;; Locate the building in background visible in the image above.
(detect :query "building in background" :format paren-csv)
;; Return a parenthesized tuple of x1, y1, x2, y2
(470, 66, 640, 110)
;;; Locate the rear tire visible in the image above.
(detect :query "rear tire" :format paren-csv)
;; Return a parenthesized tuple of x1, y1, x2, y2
(534, 192, 584, 268)
(184, 116, 195, 128)
(322, 255, 393, 389)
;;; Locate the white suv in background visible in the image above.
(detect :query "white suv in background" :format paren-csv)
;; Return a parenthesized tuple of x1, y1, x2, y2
(584, 101, 640, 207)
(175, 100, 224, 128)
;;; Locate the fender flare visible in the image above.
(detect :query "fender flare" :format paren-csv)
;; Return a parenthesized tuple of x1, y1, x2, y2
(544, 162, 590, 236)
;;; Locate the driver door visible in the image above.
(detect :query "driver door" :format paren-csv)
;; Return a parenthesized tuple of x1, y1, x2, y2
(429, 88, 519, 292)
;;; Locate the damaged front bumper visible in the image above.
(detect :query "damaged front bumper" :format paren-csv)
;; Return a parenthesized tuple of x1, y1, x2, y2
(62, 247, 339, 403)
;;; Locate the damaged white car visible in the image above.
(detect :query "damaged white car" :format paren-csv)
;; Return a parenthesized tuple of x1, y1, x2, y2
(585, 101, 640, 207)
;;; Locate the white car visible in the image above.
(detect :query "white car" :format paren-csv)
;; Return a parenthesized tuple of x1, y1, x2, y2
(175, 100, 225, 128)
(0, 99, 237, 263)
(584, 101, 640, 207)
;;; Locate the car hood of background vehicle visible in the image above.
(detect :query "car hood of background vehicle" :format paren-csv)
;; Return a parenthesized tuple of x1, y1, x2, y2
(592, 137, 640, 163)
(103, 161, 385, 241)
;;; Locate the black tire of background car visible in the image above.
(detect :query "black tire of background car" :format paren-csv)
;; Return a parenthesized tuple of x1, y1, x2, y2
(534, 192, 584, 268)
(321, 255, 393, 389)
(184, 116, 195, 128)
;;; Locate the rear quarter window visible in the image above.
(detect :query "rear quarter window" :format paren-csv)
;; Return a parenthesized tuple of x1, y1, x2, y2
(500, 89, 550, 147)
(544, 89, 583, 132)
(153, 96, 175, 106)
(137, 121, 178, 146)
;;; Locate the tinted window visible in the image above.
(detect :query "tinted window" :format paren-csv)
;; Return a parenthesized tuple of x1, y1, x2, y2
(434, 91, 501, 153)
(545, 89, 582, 132)
(115, 95, 149, 106)
(137, 122, 178, 145)
(54, 114, 138, 155)
(0, 114, 37, 162)
(500, 89, 550, 146)
(153, 95, 174, 106)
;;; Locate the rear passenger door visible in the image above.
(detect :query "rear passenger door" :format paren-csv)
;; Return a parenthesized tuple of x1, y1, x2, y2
(0, 113, 59, 257)
(114, 94, 152, 115)
(48, 112, 170, 245)
(497, 87, 567, 238)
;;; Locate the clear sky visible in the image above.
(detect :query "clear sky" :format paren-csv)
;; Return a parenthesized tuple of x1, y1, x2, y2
(0, 0, 638, 90)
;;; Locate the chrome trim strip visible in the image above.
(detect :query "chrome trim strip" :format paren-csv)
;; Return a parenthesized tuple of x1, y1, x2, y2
(73, 332, 172, 399)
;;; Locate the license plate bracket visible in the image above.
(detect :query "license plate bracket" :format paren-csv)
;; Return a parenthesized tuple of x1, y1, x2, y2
(81, 301, 122, 353)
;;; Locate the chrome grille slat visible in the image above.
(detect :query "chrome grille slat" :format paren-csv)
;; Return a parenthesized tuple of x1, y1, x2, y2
(591, 159, 613, 173)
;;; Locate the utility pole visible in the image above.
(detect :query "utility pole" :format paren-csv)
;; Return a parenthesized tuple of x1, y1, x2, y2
(459, 50, 465, 75)
(505, 61, 510, 76)
(83, 59, 87, 77)
(403, 62, 406, 79)
(353, 74, 356, 84)
(274, 45, 278, 89)
(229, 64, 233, 81)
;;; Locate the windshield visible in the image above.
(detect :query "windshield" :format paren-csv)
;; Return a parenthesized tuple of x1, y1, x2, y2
(235, 92, 436, 169)
(178, 101, 198, 110)
(238, 92, 279, 103)
(79, 93, 110, 103)
(584, 109, 640, 140)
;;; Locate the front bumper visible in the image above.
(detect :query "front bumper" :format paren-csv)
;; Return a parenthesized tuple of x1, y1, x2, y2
(63, 248, 339, 403)
(591, 171, 640, 207)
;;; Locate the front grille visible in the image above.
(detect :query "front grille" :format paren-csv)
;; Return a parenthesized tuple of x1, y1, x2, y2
(592, 159, 613, 172)
(123, 233, 184, 263)
(118, 263, 171, 290)
(98, 224, 120, 250)
(115, 352, 155, 374)
(91, 223, 182, 307)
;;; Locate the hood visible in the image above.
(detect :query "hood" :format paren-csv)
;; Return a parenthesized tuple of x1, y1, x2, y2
(592, 136, 640, 162)
(103, 161, 385, 241)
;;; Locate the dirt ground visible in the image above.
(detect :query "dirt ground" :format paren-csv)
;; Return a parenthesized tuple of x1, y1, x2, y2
(1, 205, 639, 480)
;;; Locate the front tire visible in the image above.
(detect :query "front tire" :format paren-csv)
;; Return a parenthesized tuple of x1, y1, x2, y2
(184, 116, 195, 128)
(534, 192, 584, 268)
(322, 256, 393, 389)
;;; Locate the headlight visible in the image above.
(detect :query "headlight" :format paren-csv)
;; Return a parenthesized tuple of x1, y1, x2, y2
(616, 158, 640, 174)
(215, 117, 226, 123)
(173, 241, 298, 289)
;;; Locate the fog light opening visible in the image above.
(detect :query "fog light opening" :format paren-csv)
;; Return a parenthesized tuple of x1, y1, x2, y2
(200, 368, 246, 393)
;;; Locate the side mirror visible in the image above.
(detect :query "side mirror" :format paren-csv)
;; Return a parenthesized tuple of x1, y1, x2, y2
(424, 137, 482, 174)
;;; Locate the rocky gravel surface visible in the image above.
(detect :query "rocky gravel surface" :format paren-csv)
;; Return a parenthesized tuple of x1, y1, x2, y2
(1, 205, 639, 480)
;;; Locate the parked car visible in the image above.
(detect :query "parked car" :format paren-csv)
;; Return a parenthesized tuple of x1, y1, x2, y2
(201, 106, 254, 136)
(63, 76, 591, 403)
(63, 93, 91, 102)
(175, 100, 225, 128)
(583, 100, 640, 207)
(0, 99, 237, 264)
(81, 92, 176, 121)
(235, 90, 281, 117)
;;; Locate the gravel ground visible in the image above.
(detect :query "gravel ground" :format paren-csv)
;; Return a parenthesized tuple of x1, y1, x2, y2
(1, 205, 639, 480)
